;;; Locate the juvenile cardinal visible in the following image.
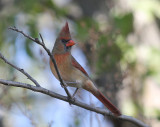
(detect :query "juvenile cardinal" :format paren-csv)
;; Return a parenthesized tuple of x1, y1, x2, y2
(50, 22, 121, 116)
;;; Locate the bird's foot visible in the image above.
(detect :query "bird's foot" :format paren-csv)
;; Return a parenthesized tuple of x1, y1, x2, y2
(60, 82, 68, 88)
(72, 88, 79, 98)
(64, 81, 78, 85)
(68, 88, 79, 105)
(67, 96, 75, 105)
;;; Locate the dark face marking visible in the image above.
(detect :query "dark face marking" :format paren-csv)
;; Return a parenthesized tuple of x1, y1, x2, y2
(61, 39, 71, 52)
(61, 39, 70, 44)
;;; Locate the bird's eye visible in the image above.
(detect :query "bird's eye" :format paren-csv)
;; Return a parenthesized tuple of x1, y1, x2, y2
(62, 39, 67, 43)
(62, 39, 70, 43)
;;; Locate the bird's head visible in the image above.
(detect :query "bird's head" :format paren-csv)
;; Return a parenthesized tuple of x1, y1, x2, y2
(53, 22, 76, 54)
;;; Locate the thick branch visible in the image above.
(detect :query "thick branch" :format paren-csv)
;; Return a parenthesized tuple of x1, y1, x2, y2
(0, 52, 40, 87)
(0, 79, 149, 127)
(5, 26, 149, 127)
(8, 27, 71, 98)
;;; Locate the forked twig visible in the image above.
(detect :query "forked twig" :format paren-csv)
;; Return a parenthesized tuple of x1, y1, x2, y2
(0, 52, 40, 87)
(8, 26, 72, 99)
(0, 79, 149, 127)
(0, 27, 149, 127)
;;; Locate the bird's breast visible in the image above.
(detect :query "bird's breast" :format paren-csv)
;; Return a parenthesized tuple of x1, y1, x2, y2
(50, 53, 89, 88)
(50, 53, 72, 81)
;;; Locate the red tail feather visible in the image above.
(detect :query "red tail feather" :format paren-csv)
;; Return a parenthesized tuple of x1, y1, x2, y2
(92, 90, 121, 116)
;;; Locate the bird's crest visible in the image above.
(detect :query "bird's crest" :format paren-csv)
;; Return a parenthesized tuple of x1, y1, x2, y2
(59, 22, 71, 40)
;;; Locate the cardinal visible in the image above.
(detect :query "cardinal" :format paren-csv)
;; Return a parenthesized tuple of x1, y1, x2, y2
(50, 22, 121, 116)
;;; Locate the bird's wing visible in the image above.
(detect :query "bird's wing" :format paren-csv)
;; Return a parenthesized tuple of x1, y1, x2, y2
(71, 56, 89, 77)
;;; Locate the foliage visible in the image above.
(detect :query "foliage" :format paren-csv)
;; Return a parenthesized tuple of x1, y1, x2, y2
(0, 0, 160, 127)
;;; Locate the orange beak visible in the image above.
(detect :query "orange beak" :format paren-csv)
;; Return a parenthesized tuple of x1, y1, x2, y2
(66, 40, 75, 47)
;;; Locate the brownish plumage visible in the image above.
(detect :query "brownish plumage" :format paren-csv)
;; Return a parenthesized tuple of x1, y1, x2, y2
(50, 22, 121, 116)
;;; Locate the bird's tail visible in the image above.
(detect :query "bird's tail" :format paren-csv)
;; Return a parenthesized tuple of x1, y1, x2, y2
(83, 80, 121, 116)
(92, 90, 121, 116)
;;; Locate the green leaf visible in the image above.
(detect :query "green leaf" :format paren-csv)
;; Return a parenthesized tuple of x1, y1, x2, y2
(114, 13, 133, 36)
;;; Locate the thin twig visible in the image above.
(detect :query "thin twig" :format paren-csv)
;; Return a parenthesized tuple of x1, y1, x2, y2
(39, 33, 44, 45)
(0, 52, 40, 87)
(4, 26, 149, 127)
(0, 79, 149, 127)
(8, 27, 72, 99)
(72, 88, 79, 98)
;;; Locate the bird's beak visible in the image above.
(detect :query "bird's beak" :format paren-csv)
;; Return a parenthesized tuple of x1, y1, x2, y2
(66, 40, 76, 47)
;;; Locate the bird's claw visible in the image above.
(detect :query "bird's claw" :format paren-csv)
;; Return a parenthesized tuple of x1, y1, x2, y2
(67, 96, 75, 105)
(60, 82, 67, 88)
(72, 88, 79, 98)
(64, 81, 78, 85)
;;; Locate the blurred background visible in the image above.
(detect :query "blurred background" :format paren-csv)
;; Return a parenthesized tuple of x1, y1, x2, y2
(0, 0, 160, 127)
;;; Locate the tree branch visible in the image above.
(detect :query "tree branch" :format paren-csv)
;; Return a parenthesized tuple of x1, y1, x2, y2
(8, 26, 72, 98)
(0, 79, 149, 127)
(1, 26, 149, 127)
(0, 52, 40, 87)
